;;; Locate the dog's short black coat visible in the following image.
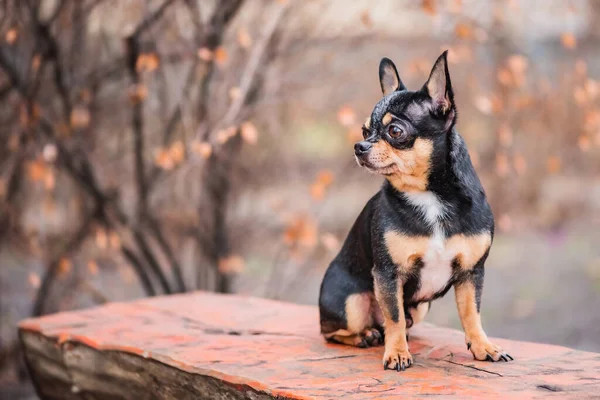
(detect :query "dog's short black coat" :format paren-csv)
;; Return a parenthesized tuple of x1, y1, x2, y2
(318, 51, 513, 371)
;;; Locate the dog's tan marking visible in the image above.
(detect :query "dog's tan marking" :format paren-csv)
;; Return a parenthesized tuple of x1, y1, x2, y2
(454, 281, 506, 361)
(384, 231, 428, 271)
(366, 138, 433, 192)
(374, 275, 411, 368)
(382, 112, 393, 125)
(327, 327, 382, 347)
(454, 281, 484, 340)
(408, 302, 430, 327)
(384, 231, 491, 271)
(364, 117, 371, 129)
(446, 233, 491, 270)
(345, 293, 373, 333)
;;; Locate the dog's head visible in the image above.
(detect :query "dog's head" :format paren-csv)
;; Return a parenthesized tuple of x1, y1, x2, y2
(355, 51, 456, 192)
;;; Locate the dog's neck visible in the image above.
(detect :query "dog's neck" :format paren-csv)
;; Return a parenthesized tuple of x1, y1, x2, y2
(384, 129, 464, 206)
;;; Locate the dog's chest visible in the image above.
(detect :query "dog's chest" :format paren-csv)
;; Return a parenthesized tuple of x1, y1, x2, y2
(403, 192, 454, 301)
(384, 192, 492, 302)
(416, 231, 454, 300)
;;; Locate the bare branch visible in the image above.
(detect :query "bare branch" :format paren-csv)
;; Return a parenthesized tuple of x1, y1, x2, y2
(121, 245, 157, 296)
(32, 209, 96, 317)
(132, 0, 177, 38)
(205, 1, 290, 139)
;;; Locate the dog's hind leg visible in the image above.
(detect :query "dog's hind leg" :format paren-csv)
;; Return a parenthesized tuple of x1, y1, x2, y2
(322, 293, 383, 347)
(323, 295, 381, 347)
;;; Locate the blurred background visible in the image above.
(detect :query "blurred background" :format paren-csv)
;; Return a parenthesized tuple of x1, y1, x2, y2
(1, 0, 600, 397)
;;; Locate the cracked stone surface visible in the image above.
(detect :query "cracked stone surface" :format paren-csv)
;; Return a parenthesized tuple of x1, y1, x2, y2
(18, 291, 600, 399)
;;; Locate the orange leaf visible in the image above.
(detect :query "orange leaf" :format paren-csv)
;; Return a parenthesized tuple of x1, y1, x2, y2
(169, 141, 185, 164)
(346, 126, 363, 144)
(561, 33, 577, 49)
(27, 160, 49, 182)
(95, 229, 108, 249)
(575, 59, 587, 76)
(197, 47, 213, 61)
(44, 169, 55, 191)
(422, 0, 436, 15)
(507, 54, 528, 74)
(43, 144, 58, 163)
(240, 121, 258, 144)
(216, 126, 237, 144)
(5, 28, 17, 44)
(474, 95, 493, 115)
(28, 272, 41, 289)
(315, 170, 334, 186)
(109, 232, 121, 249)
(135, 52, 160, 73)
(0, 178, 5, 198)
(58, 258, 72, 278)
(120, 266, 135, 285)
(546, 156, 561, 174)
(129, 84, 148, 103)
(585, 79, 599, 100)
(237, 27, 253, 49)
(154, 148, 174, 170)
(321, 233, 340, 252)
(574, 86, 587, 104)
(513, 154, 527, 175)
(337, 106, 356, 127)
(360, 10, 372, 28)
(578, 135, 591, 152)
(31, 54, 41, 73)
(218, 255, 245, 274)
(310, 184, 325, 201)
(310, 170, 334, 201)
(229, 86, 241, 100)
(88, 260, 99, 276)
(496, 67, 512, 86)
(454, 23, 472, 39)
(284, 215, 318, 250)
(70, 106, 90, 129)
(498, 124, 513, 147)
(214, 47, 228, 65)
(191, 141, 212, 159)
(495, 153, 509, 177)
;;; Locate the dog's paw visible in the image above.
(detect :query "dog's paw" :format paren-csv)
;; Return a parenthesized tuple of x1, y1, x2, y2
(382, 348, 413, 371)
(467, 337, 513, 362)
(357, 328, 383, 348)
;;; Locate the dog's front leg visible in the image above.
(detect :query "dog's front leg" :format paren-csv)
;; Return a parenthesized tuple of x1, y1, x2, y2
(454, 261, 513, 362)
(373, 267, 411, 371)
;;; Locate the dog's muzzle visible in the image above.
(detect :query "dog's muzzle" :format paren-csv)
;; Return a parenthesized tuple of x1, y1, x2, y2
(354, 141, 372, 157)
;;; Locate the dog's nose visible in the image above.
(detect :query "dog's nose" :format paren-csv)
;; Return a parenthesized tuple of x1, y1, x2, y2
(354, 141, 372, 156)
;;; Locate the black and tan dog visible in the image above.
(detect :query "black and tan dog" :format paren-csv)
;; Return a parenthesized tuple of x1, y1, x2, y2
(319, 51, 513, 371)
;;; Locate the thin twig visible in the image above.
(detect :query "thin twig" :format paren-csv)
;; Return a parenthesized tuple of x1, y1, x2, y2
(32, 210, 96, 317)
(216, 1, 290, 132)
(147, 216, 186, 292)
(132, 0, 177, 38)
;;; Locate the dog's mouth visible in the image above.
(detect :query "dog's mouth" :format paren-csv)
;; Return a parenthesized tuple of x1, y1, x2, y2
(355, 156, 397, 175)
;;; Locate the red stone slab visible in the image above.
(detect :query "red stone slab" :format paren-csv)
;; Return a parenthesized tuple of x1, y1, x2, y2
(19, 291, 600, 399)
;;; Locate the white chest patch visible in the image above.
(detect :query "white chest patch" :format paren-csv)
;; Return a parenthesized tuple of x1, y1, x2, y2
(403, 192, 453, 301)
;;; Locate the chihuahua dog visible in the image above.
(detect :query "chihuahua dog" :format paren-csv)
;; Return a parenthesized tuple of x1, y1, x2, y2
(319, 51, 512, 371)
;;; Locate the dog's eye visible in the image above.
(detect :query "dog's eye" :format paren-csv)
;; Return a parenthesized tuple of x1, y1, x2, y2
(361, 126, 370, 139)
(388, 125, 406, 139)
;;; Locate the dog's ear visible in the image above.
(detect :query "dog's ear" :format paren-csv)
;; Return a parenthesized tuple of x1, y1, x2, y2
(424, 50, 454, 115)
(379, 58, 406, 96)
